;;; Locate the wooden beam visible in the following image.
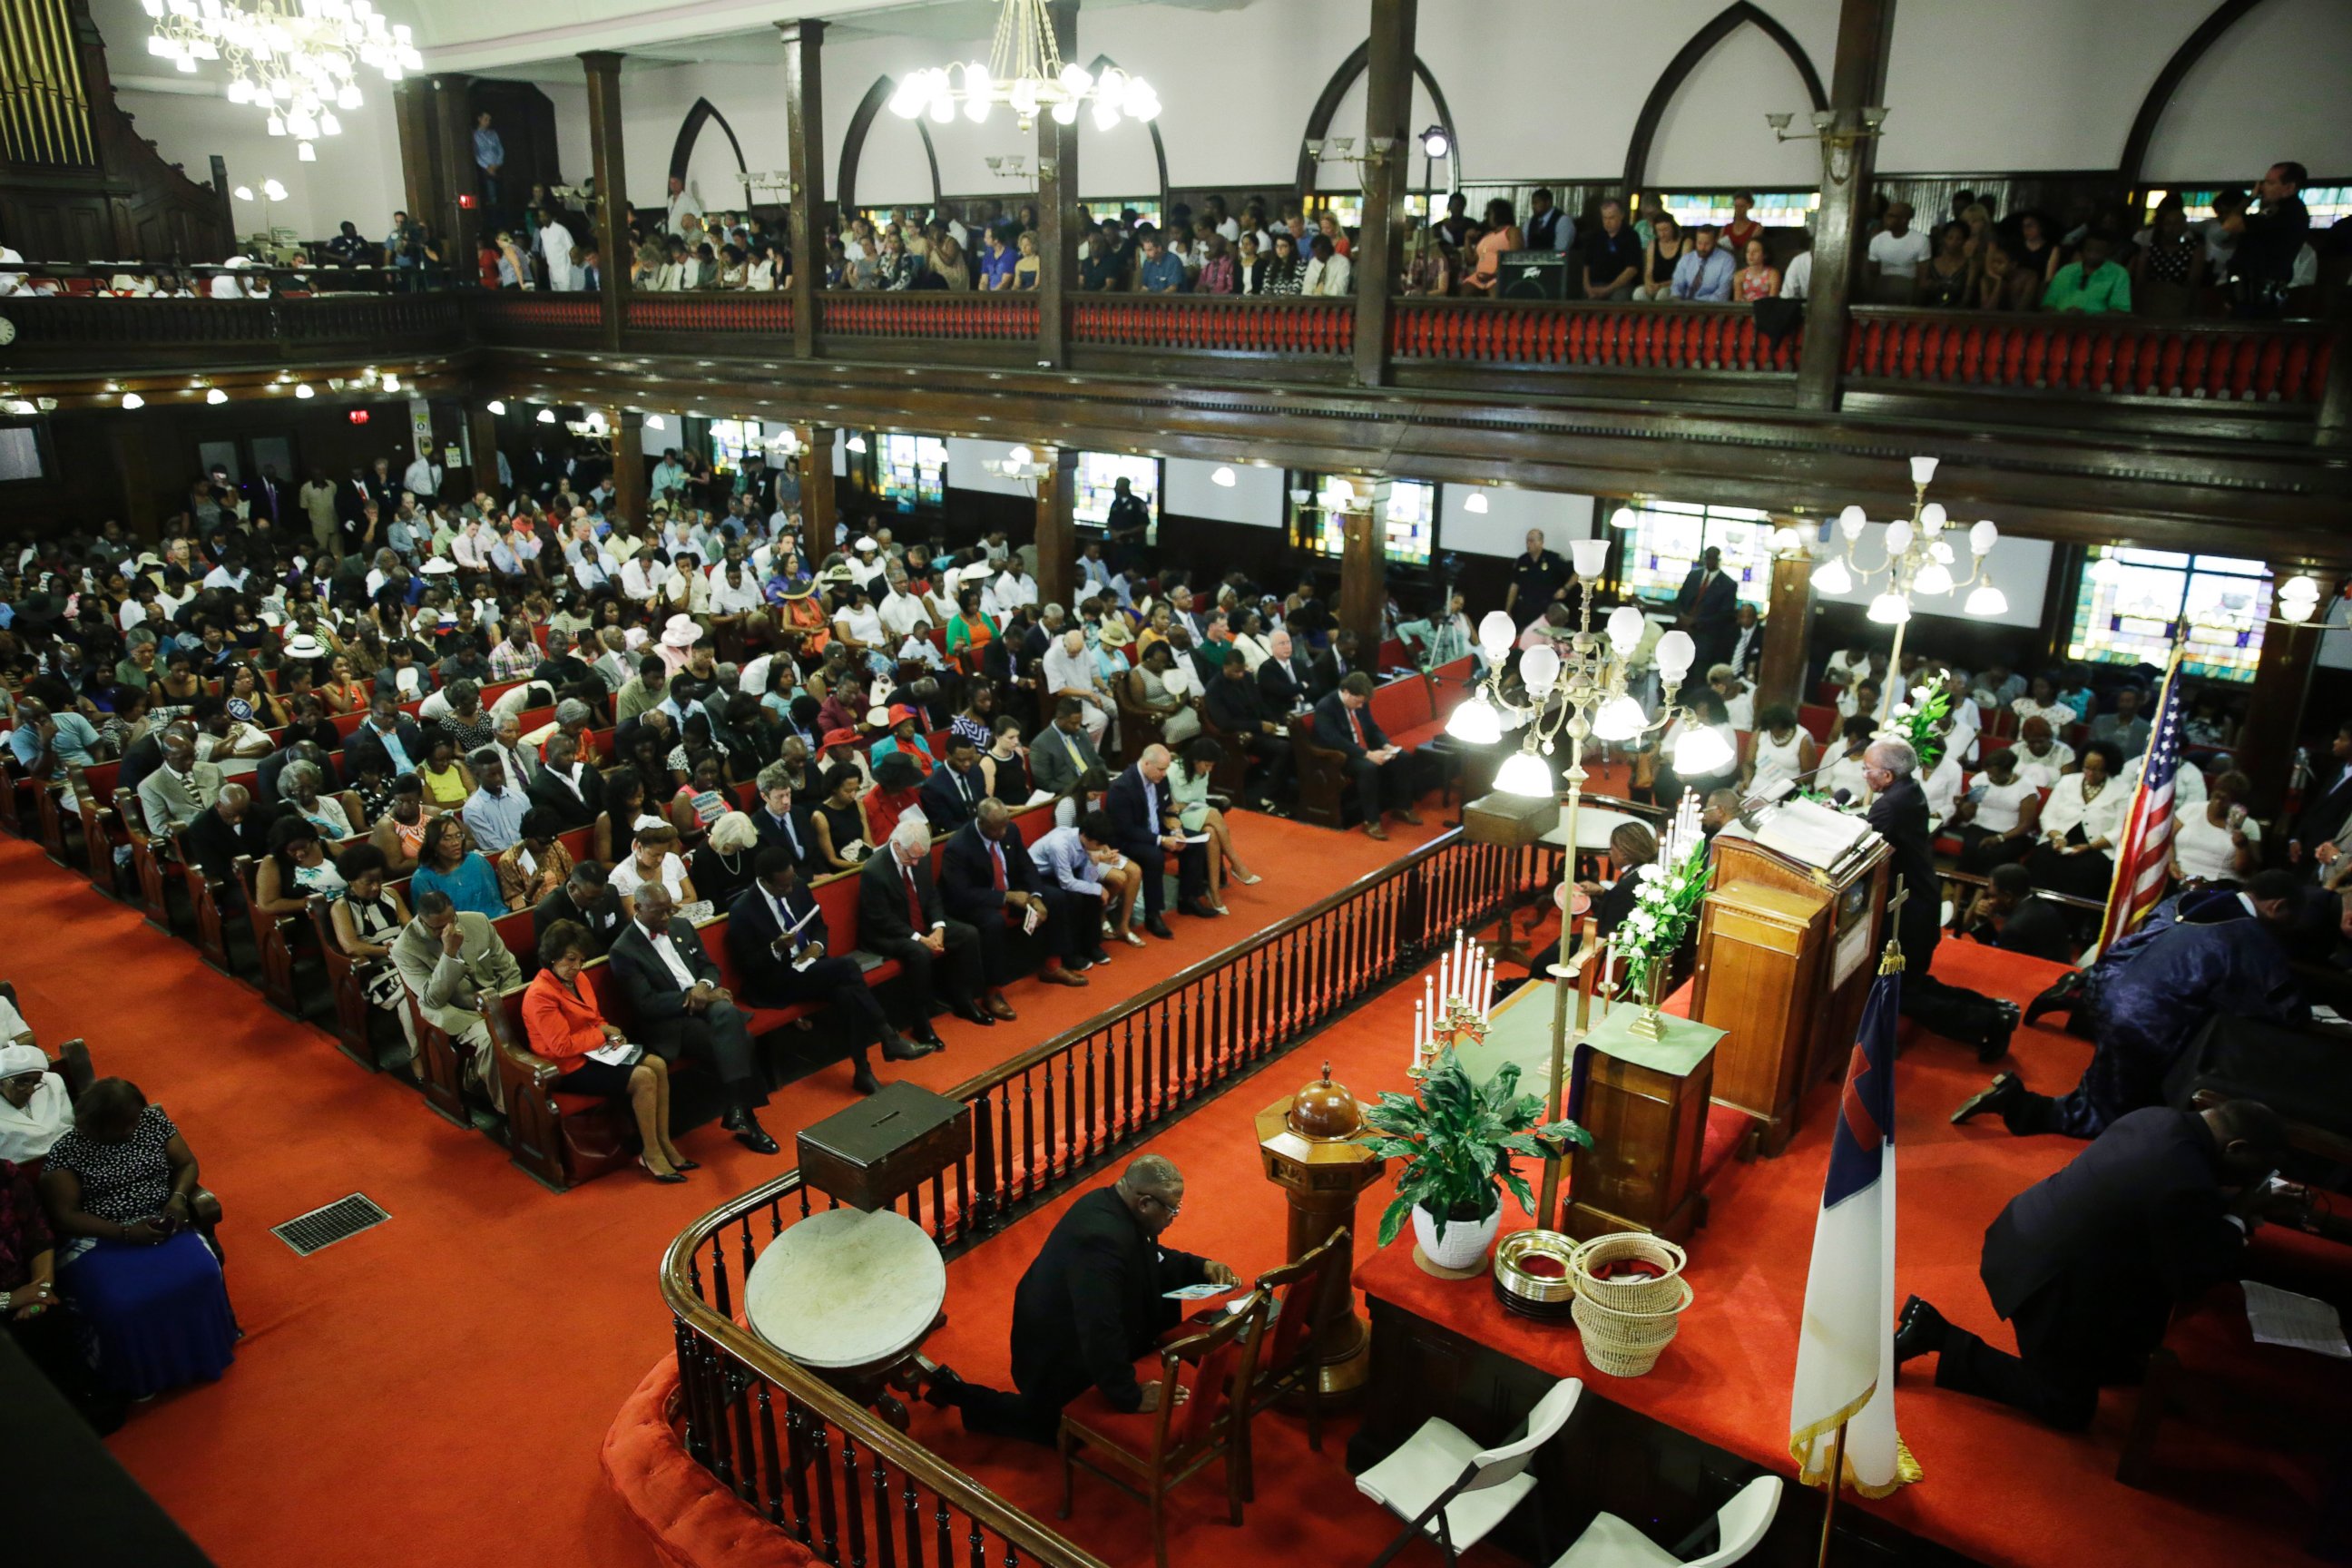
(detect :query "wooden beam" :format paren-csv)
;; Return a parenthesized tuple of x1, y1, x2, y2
(1757, 551, 1814, 713)
(799, 425, 838, 547)
(581, 52, 630, 352)
(2240, 617, 2322, 816)
(429, 76, 479, 279)
(1337, 486, 1387, 653)
(610, 408, 645, 527)
(778, 22, 826, 361)
(1352, 0, 1416, 388)
(393, 82, 437, 241)
(1036, 0, 1081, 368)
(1036, 445, 1078, 612)
(1794, 0, 1896, 413)
(466, 402, 502, 500)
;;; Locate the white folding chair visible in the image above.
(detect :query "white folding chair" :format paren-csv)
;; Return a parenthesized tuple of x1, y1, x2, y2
(1549, 1474, 1783, 1568)
(1356, 1377, 1584, 1568)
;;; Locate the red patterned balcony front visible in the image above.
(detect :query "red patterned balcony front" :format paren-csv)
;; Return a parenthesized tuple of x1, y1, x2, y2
(1844, 309, 2333, 403)
(1388, 299, 1799, 371)
(816, 293, 1037, 339)
(1070, 296, 1354, 355)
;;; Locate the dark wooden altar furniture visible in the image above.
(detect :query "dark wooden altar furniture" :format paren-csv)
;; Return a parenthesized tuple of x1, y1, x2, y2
(1462, 789, 1556, 963)
(797, 1080, 973, 1211)
(1254, 1071, 1386, 1398)
(1562, 1005, 1721, 1243)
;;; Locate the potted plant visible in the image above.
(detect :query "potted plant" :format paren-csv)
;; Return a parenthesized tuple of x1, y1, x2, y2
(1357, 1048, 1589, 1270)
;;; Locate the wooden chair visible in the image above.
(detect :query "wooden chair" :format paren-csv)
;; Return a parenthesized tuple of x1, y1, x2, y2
(1235, 1228, 1352, 1499)
(1059, 1289, 1271, 1568)
(309, 895, 394, 1071)
(234, 855, 308, 1017)
(0, 754, 29, 838)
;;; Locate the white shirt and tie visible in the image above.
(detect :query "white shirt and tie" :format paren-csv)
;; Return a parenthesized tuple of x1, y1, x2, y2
(646, 928, 699, 991)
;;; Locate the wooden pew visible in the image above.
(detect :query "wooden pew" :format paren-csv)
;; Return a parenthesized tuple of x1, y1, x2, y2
(1291, 670, 1436, 830)
(114, 787, 175, 928)
(67, 760, 127, 894)
(233, 855, 306, 1017)
(0, 754, 29, 838)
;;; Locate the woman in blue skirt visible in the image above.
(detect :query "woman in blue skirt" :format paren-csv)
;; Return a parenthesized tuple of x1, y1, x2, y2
(39, 1080, 237, 1399)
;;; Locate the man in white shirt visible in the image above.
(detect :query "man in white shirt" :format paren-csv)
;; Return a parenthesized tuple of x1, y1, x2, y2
(993, 564, 1039, 622)
(403, 452, 442, 502)
(1779, 248, 1813, 299)
(619, 541, 680, 607)
(201, 557, 250, 593)
(664, 176, 702, 240)
(879, 568, 936, 640)
(1042, 628, 1112, 748)
(537, 208, 578, 292)
(1865, 202, 1932, 299)
(1302, 236, 1353, 296)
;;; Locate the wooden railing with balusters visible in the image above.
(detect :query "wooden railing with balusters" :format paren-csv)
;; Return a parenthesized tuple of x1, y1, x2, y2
(1391, 297, 1801, 373)
(656, 826, 1556, 1563)
(1845, 306, 2335, 404)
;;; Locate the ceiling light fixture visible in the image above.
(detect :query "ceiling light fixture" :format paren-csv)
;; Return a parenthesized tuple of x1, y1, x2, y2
(889, 0, 1160, 132)
(142, 0, 421, 161)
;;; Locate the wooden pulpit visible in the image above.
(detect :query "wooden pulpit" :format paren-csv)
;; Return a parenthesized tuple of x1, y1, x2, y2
(1691, 827, 1888, 1155)
(1562, 1005, 1722, 1243)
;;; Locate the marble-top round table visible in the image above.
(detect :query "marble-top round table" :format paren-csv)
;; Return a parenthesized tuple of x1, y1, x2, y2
(745, 1208, 950, 1426)
(1540, 804, 1643, 854)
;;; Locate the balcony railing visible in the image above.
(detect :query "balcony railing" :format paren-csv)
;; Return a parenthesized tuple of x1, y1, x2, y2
(1072, 294, 1353, 356)
(1392, 298, 1800, 373)
(655, 828, 1548, 1563)
(1846, 307, 2335, 404)
(818, 292, 1038, 340)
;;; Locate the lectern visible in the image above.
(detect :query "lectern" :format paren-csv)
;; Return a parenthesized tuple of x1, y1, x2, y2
(1691, 820, 1888, 1154)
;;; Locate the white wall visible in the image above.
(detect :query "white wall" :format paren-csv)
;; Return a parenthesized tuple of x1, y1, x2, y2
(1164, 457, 1285, 525)
(1807, 525, 2051, 630)
(2142, 0, 2352, 181)
(946, 437, 1031, 498)
(111, 82, 402, 242)
(1646, 23, 1831, 189)
(1439, 487, 1596, 558)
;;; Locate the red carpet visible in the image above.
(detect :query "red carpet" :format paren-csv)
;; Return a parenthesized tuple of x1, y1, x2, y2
(0, 807, 1442, 1568)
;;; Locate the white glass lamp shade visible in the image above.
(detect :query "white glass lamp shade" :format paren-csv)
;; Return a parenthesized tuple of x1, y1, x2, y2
(1477, 611, 1518, 660)
(1909, 455, 1939, 485)
(121, 392, 144, 409)
(1605, 604, 1645, 655)
(2277, 574, 2323, 623)
(1463, 491, 1488, 514)
(1655, 629, 1696, 681)
(644, 414, 666, 431)
(205, 387, 228, 405)
(2086, 553, 2124, 585)
(1814, 557, 1854, 595)
(1919, 502, 1946, 534)
(1969, 519, 1998, 555)
(1929, 540, 1955, 565)
(1964, 584, 2008, 616)
(1446, 693, 1503, 744)
(1886, 517, 1914, 554)
(1007, 444, 1034, 466)
(1328, 477, 1356, 505)
(1571, 538, 1610, 579)
(1672, 724, 1734, 776)
(1494, 747, 1553, 798)
(535, 407, 556, 424)
(1519, 643, 1562, 696)
(485, 398, 505, 415)
(1838, 505, 1867, 540)
(1593, 694, 1649, 742)
(293, 383, 315, 399)
(1867, 591, 1911, 625)
(1610, 504, 1639, 530)
(1210, 466, 1236, 487)
(1913, 562, 1955, 596)
(1289, 488, 1309, 505)
(1769, 526, 1803, 555)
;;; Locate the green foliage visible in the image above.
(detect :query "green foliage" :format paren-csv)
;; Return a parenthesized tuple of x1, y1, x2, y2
(1356, 1048, 1591, 1248)
(1613, 834, 1710, 1005)
(1894, 683, 1951, 772)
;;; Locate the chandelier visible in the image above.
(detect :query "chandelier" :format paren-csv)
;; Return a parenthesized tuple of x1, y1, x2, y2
(142, 0, 422, 161)
(888, 0, 1161, 132)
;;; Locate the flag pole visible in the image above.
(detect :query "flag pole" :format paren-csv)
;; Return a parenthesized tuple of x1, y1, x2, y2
(1816, 1420, 1848, 1568)
(2091, 637, 2189, 959)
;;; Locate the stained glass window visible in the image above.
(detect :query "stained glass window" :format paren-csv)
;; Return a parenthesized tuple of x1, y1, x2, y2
(1297, 476, 1435, 566)
(2067, 547, 2267, 681)
(2146, 185, 2352, 226)
(709, 418, 763, 470)
(1619, 500, 1773, 608)
(1642, 191, 1820, 229)
(876, 434, 946, 512)
(1074, 452, 1158, 526)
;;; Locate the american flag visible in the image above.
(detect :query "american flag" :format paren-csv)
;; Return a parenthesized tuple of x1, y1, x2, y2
(2097, 651, 2188, 955)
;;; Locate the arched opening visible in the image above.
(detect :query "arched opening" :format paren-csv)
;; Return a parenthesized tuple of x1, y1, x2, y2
(668, 98, 749, 215)
(1622, 3, 1828, 191)
(1076, 54, 1171, 211)
(838, 74, 945, 215)
(1296, 43, 1462, 194)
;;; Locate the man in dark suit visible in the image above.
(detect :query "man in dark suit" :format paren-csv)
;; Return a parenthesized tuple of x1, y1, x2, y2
(532, 860, 629, 957)
(606, 883, 779, 1153)
(1256, 629, 1316, 715)
(1895, 1101, 2291, 1429)
(344, 694, 426, 781)
(183, 782, 276, 910)
(2288, 721, 2352, 872)
(918, 735, 988, 832)
(526, 730, 605, 832)
(1867, 736, 2017, 1061)
(940, 800, 1089, 1009)
(1308, 629, 1362, 702)
(1956, 863, 2077, 964)
(1206, 652, 1293, 810)
(727, 848, 934, 1097)
(1106, 745, 1213, 937)
(1313, 671, 1422, 841)
(749, 763, 818, 873)
(1029, 697, 1108, 799)
(926, 1155, 1237, 1444)
(858, 818, 993, 1028)
(1673, 545, 1740, 678)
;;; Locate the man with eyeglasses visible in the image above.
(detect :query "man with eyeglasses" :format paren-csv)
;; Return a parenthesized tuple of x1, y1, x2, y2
(924, 1154, 1239, 1444)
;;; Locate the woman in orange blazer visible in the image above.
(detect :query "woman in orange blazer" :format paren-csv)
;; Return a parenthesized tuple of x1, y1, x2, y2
(523, 922, 691, 1183)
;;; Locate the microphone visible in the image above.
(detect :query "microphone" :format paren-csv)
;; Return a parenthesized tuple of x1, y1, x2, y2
(1830, 788, 1852, 808)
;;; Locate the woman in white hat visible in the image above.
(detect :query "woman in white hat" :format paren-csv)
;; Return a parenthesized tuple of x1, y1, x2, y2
(0, 1042, 72, 1163)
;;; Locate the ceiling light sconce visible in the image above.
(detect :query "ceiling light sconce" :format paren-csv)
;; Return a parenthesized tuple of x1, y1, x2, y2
(485, 399, 505, 415)
(121, 392, 145, 409)
(535, 407, 556, 425)
(1210, 466, 1237, 487)
(205, 387, 228, 405)
(294, 383, 315, 399)
(1767, 103, 1889, 186)
(1463, 491, 1489, 514)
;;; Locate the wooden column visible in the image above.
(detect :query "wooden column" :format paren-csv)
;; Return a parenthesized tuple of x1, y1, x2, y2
(1035, 0, 1081, 368)
(428, 75, 479, 277)
(1351, 0, 1416, 387)
(466, 403, 502, 498)
(111, 416, 162, 543)
(610, 409, 646, 527)
(1793, 0, 1896, 413)
(2318, 311, 2352, 449)
(1757, 553, 1816, 714)
(1036, 446, 1079, 612)
(581, 51, 630, 351)
(2240, 618, 2323, 815)
(392, 82, 438, 234)
(799, 426, 838, 548)
(1337, 491, 1387, 654)
(778, 21, 827, 360)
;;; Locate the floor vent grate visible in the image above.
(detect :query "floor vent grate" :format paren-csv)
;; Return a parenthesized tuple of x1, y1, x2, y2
(270, 1193, 391, 1257)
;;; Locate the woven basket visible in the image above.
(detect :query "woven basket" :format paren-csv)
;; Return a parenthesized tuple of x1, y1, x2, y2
(1568, 1231, 1689, 1314)
(1571, 1278, 1696, 1377)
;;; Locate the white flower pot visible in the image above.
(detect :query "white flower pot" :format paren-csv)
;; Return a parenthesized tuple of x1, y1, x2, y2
(1413, 1203, 1501, 1271)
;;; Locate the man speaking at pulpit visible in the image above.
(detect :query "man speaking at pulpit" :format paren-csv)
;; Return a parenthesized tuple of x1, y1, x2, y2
(924, 1155, 1240, 1444)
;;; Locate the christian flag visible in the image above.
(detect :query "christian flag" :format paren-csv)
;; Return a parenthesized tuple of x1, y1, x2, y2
(1788, 961, 1921, 1498)
(2096, 648, 2190, 956)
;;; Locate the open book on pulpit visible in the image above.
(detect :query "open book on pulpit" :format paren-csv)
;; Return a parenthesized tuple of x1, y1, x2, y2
(1740, 796, 1878, 875)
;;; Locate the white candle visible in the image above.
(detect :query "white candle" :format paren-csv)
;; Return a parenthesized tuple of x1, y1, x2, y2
(1453, 930, 1466, 999)
(1413, 999, 1425, 1065)
(1483, 958, 1494, 1016)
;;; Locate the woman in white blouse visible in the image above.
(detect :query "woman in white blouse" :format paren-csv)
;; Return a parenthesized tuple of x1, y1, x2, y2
(2026, 740, 2127, 899)
(1955, 748, 2043, 872)
(0, 1042, 71, 1163)
(2171, 769, 2258, 887)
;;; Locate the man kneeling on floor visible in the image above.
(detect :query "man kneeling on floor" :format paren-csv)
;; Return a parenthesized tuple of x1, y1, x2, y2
(926, 1154, 1240, 1444)
(1896, 1099, 2298, 1429)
